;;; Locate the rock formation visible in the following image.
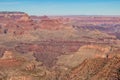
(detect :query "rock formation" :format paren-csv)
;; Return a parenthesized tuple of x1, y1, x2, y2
(1, 51, 14, 59)
(9, 76, 33, 80)
(25, 62, 36, 71)
(19, 14, 32, 22)
(40, 19, 61, 30)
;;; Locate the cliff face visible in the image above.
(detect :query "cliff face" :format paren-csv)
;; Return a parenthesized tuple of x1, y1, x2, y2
(56, 44, 111, 68)
(0, 51, 23, 68)
(66, 56, 120, 80)
(18, 14, 32, 22)
(0, 12, 35, 37)
(40, 19, 64, 30)
(0, 12, 32, 23)
(0, 50, 46, 80)
(0, 12, 28, 19)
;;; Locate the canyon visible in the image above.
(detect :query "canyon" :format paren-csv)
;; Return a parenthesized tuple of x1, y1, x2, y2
(0, 12, 120, 80)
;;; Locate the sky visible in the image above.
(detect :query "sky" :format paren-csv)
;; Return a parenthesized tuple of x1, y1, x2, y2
(0, 0, 120, 16)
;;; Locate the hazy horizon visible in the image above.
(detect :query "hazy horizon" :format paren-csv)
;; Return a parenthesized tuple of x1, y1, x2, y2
(0, 0, 120, 16)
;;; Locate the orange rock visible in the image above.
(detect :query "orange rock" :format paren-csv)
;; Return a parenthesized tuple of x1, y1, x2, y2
(19, 14, 32, 22)
(1, 51, 14, 59)
(9, 76, 33, 80)
(25, 62, 36, 71)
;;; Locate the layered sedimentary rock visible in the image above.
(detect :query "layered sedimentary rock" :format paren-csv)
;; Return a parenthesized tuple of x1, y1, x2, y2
(0, 12, 120, 80)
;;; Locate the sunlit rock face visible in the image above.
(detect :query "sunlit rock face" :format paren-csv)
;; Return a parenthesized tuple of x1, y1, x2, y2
(40, 19, 63, 30)
(25, 62, 36, 71)
(18, 14, 32, 22)
(0, 12, 25, 20)
(1, 51, 14, 59)
(9, 76, 33, 80)
(0, 12, 32, 23)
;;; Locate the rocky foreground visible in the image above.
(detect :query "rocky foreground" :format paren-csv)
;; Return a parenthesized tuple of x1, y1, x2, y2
(0, 12, 120, 80)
